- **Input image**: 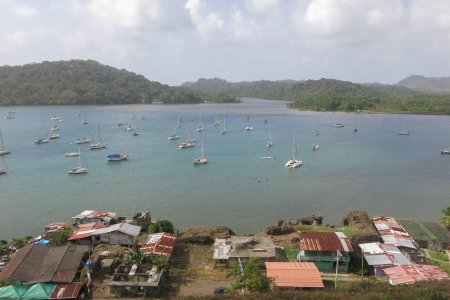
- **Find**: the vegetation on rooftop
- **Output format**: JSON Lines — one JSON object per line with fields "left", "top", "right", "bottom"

{"left": 440, "top": 207, "right": 450, "bottom": 230}
{"left": 147, "top": 219, "right": 175, "bottom": 234}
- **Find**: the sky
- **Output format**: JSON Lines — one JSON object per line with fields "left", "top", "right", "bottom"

{"left": 1, "top": 0, "right": 450, "bottom": 86}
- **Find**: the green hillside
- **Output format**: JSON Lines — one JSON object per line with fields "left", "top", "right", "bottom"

{"left": 0, "top": 60, "right": 234, "bottom": 105}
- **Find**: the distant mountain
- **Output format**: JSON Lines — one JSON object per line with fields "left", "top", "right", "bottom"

{"left": 183, "top": 77, "right": 450, "bottom": 113}
{"left": 0, "top": 60, "right": 234, "bottom": 105}
{"left": 397, "top": 75, "right": 450, "bottom": 93}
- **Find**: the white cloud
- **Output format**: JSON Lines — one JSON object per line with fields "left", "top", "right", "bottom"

{"left": 246, "top": 0, "right": 280, "bottom": 13}
{"left": 10, "top": 4, "right": 37, "bottom": 17}
{"left": 185, "top": 0, "right": 225, "bottom": 40}
{"left": 6, "top": 30, "right": 30, "bottom": 46}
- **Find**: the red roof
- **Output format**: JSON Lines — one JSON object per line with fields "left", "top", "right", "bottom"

{"left": 140, "top": 233, "right": 177, "bottom": 256}
{"left": 68, "top": 222, "right": 106, "bottom": 240}
{"left": 49, "top": 283, "right": 82, "bottom": 299}
{"left": 298, "top": 232, "right": 354, "bottom": 253}
{"left": 384, "top": 264, "right": 450, "bottom": 285}
{"left": 265, "top": 262, "right": 324, "bottom": 288}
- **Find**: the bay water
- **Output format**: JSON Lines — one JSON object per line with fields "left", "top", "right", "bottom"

{"left": 1, "top": 99, "right": 450, "bottom": 239}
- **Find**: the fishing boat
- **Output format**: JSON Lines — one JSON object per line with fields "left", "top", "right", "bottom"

{"left": 331, "top": 123, "right": 344, "bottom": 128}
{"left": 68, "top": 147, "right": 88, "bottom": 174}
{"left": 0, "top": 130, "right": 11, "bottom": 155}
{"left": 266, "top": 125, "right": 273, "bottom": 148}
{"left": 285, "top": 134, "right": 303, "bottom": 168}
{"left": 194, "top": 141, "right": 208, "bottom": 165}
{"left": 440, "top": 149, "right": 450, "bottom": 155}
{"left": 35, "top": 137, "right": 50, "bottom": 144}
{"left": 89, "top": 124, "right": 107, "bottom": 150}
{"left": 220, "top": 118, "right": 228, "bottom": 134}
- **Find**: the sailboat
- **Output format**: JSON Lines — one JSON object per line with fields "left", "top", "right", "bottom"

{"left": 315, "top": 121, "right": 320, "bottom": 136}
{"left": 68, "top": 147, "right": 88, "bottom": 174}
{"left": 89, "top": 124, "right": 107, "bottom": 150}
{"left": 194, "top": 141, "right": 208, "bottom": 165}
{"left": 176, "top": 115, "right": 182, "bottom": 128}
{"left": 285, "top": 133, "right": 303, "bottom": 168}
{"left": 0, "top": 130, "right": 11, "bottom": 155}
{"left": 245, "top": 117, "right": 253, "bottom": 131}
{"left": 0, "top": 158, "right": 7, "bottom": 174}
{"left": 197, "top": 117, "right": 204, "bottom": 132}
{"left": 354, "top": 120, "right": 358, "bottom": 133}
{"left": 441, "top": 149, "right": 450, "bottom": 155}
{"left": 82, "top": 115, "right": 88, "bottom": 125}
{"left": 220, "top": 118, "right": 228, "bottom": 134}
{"left": 107, "top": 130, "right": 128, "bottom": 161}
{"left": 266, "top": 125, "right": 273, "bottom": 148}
{"left": 168, "top": 123, "right": 179, "bottom": 140}
{"left": 398, "top": 118, "right": 410, "bottom": 135}
{"left": 213, "top": 114, "right": 220, "bottom": 126}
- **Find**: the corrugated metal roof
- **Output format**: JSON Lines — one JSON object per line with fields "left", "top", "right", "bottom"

{"left": 68, "top": 222, "right": 106, "bottom": 241}
{"left": 265, "top": 262, "right": 324, "bottom": 288}
{"left": 49, "top": 283, "right": 82, "bottom": 299}
{"left": 73, "top": 210, "right": 116, "bottom": 221}
{"left": 364, "top": 254, "right": 393, "bottom": 266}
{"left": 92, "top": 223, "right": 141, "bottom": 237}
{"left": 213, "top": 239, "right": 232, "bottom": 260}
{"left": 0, "top": 244, "right": 88, "bottom": 284}
{"left": 384, "top": 264, "right": 450, "bottom": 285}
{"left": 140, "top": 233, "right": 177, "bottom": 257}
{"left": 298, "top": 232, "right": 354, "bottom": 253}
{"left": 360, "top": 242, "right": 411, "bottom": 267}
{"left": 360, "top": 243, "right": 384, "bottom": 255}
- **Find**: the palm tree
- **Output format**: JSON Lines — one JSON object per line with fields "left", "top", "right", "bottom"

{"left": 441, "top": 207, "right": 450, "bottom": 230}
{"left": 126, "top": 247, "right": 150, "bottom": 267}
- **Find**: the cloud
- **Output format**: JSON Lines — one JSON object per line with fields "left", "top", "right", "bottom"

{"left": 185, "top": 0, "right": 225, "bottom": 40}
{"left": 246, "top": 0, "right": 280, "bottom": 13}
{"left": 10, "top": 4, "right": 38, "bottom": 17}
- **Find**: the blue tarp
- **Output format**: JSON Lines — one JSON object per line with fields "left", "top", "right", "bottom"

{"left": 107, "top": 153, "right": 121, "bottom": 158}
{"left": 34, "top": 239, "right": 49, "bottom": 245}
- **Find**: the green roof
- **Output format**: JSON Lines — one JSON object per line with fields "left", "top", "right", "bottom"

{"left": 22, "top": 283, "right": 56, "bottom": 300}
{"left": 0, "top": 285, "right": 30, "bottom": 299}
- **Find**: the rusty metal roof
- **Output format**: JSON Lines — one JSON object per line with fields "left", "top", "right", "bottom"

{"left": 384, "top": 264, "right": 450, "bottom": 285}
{"left": 298, "top": 232, "right": 354, "bottom": 253}
{"left": 68, "top": 222, "right": 106, "bottom": 241}
{"left": 0, "top": 244, "right": 88, "bottom": 284}
{"left": 265, "top": 262, "right": 324, "bottom": 288}
{"left": 49, "top": 283, "right": 83, "bottom": 299}
{"left": 141, "top": 233, "right": 177, "bottom": 256}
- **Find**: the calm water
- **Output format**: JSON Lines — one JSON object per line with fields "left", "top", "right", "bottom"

{"left": 1, "top": 99, "right": 450, "bottom": 239}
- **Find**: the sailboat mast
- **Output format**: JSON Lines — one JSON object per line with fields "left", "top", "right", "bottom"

{"left": 0, "top": 130, "right": 4, "bottom": 150}
{"left": 98, "top": 124, "right": 102, "bottom": 143}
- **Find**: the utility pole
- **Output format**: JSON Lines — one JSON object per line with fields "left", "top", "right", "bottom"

{"left": 335, "top": 250, "right": 339, "bottom": 290}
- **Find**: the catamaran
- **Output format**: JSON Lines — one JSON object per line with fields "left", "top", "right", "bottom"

{"left": 194, "top": 141, "right": 208, "bottom": 165}
{"left": 89, "top": 124, "right": 107, "bottom": 150}
{"left": 0, "top": 130, "right": 11, "bottom": 155}
{"left": 285, "top": 134, "right": 303, "bottom": 168}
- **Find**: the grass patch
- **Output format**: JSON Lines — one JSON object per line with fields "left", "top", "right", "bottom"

{"left": 281, "top": 245, "right": 299, "bottom": 262}
{"left": 428, "top": 250, "right": 449, "bottom": 262}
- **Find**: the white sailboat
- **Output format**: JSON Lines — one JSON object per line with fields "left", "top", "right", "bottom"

{"left": 285, "top": 133, "right": 303, "bottom": 168}
{"left": 176, "top": 115, "right": 182, "bottom": 128}
{"left": 89, "top": 124, "right": 107, "bottom": 150}
{"left": 197, "top": 117, "right": 204, "bottom": 132}
{"left": 266, "top": 125, "right": 273, "bottom": 148}
{"left": 441, "top": 149, "right": 450, "bottom": 155}
{"left": 168, "top": 123, "right": 179, "bottom": 140}
{"left": 331, "top": 123, "right": 344, "bottom": 128}
{"left": 212, "top": 114, "right": 220, "bottom": 126}
{"left": 35, "top": 137, "right": 50, "bottom": 144}
{"left": 315, "top": 121, "right": 320, "bottom": 136}
{"left": 220, "top": 118, "right": 228, "bottom": 134}
{"left": 194, "top": 141, "right": 208, "bottom": 165}
{"left": 0, "top": 130, "right": 11, "bottom": 155}
{"left": 398, "top": 118, "right": 410, "bottom": 135}
{"left": 245, "top": 117, "right": 253, "bottom": 131}
{"left": 68, "top": 147, "right": 88, "bottom": 174}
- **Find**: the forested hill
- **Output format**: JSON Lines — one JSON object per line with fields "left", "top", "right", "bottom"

{"left": 397, "top": 75, "right": 450, "bottom": 93}
{"left": 0, "top": 60, "right": 235, "bottom": 105}
{"left": 183, "top": 78, "right": 450, "bottom": 114}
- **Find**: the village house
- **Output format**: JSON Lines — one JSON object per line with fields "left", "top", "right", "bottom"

{"left": 397, "top": 219, "right": 450, "bottom": 250}
{"left": 213, "top": 236, "right": 276, "bottom": 262}
{"left": 91, "top": 223, "right": 141, "bottom": 247}
{"left": 0, "top": 244, "right": 89, "bottom": 284}
{"left": 383, "top": 264, "right": 450, "bottom": 285}
{"left": 71, "top": 210, "right": 117, "bottom": 226}
{"left": 67, "top": 222, "right": 107, "bottom": 245}
{"left": 359, "top": 242, "right": 411, "bottom": 277}
{"left": 265, "top": 262, "right": 324, "bottom": 289}
{"left": 297, "top": 232, "right": 354, "bottom": 273}
{"left": 140, "top": 232, "right": 177, "bottom": 256}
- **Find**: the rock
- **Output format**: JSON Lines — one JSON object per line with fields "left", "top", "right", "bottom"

{"left": 179, "top": 226, "right": 235, "bottom": 245}
{"left": 265, "top": 224, "right": 294, "bottom": 235}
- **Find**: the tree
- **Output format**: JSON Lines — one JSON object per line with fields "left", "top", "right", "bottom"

{"left": 126, "top": 247, "right": 151, "bottom": 267}
{"left": 146, "top": 220, "right": 174, "bottom": 234}
{"left": 227, "top": 257, "right": 270, "bottom": 293}
{"left": 441, "top": 207, "right": 450, "bottom": 230}
{"left": 48, "top": 226, "right": 73, "bottom": 246}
